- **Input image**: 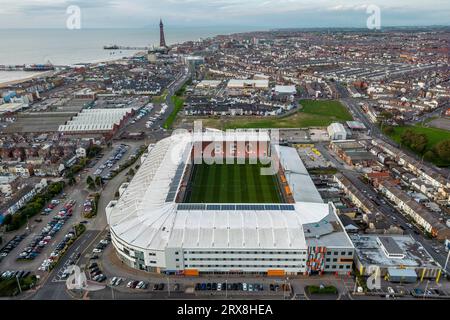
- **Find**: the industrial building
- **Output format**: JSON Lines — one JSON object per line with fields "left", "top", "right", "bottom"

{"left": 327, "top": 122, "right": 347, "bottom": 140}
{"left": 106, "top": 131, "right": 355, "bottom": 276}
{"left": 58, "top": 108, "right": 134, "bottom": 137}
{"left": 227, "top": 79, "right": 269, "bottom": 90}
{"left": 351, "top": 234, "right": 442, "bottom": 282}
{"left": 330, "top": 140, "right": 377, "bottom": 167}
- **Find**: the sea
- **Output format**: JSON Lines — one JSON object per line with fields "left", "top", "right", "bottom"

{"left": 0, "top": 27, "right": 265, "bottom": 84}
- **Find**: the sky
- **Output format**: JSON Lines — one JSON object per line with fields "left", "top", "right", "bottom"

{"left": 1, "top": 0, "right": 449, "bottom": 29}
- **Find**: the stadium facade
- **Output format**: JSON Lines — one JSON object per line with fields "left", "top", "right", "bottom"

{"left": 106, "top": 130, "right": 354, "bottom": 276}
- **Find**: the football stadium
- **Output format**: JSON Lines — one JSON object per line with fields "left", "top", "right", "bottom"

{"left": 106, "top": 130, "right": 354, "bottom": 276}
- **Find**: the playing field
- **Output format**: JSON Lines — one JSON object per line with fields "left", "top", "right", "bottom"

{"left": 185, "top": 163, "right": 282, "bottom": 203}
{"left": 177, "top": 99, "right": 353, "bottom": 130}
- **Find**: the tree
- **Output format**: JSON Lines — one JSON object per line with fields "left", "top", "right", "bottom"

{"left": 434, "top": 140, "right": 450, "bottom": 163}
{"left": 11, "top": 214, "right": 23, "bottom": 229}
{"left": 95, "top": 176, "right": 103, "bottom": 187}
{"left": 410, "top": 133, "right": 428, "bottom": 154}
{"left": 2, "top": 214, "right": 12, "bottom": 226}
{"left": 423, "top": 150, "right": 436, "bottom": 162}
{"left": 400, "top": 130, "right": 428, "bottom": 154}
{"left": 382, "top": 125, "right": 394, "bottom": 135}
{"left": 86, "top": 176, "right": 94, "bottom": 186}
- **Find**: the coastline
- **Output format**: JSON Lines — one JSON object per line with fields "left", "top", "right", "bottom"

{"left": 0, "top": 71, "right": 55, "bottom": 88}
{"left": 0, "top": 26, "right": 259, "bottom": 87}
{"left": 0, "top": 50, "right": 142, "bottom": 87}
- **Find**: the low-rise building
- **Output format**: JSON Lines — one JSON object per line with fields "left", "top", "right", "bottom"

{"left": 327, "top": 122, "right": 347, "bottom": 140}
{"left": 378, "top": 180, "right": 450, "bottom": 240}
{"left": 351, "top": 234, "right": 442, "bottom": 281}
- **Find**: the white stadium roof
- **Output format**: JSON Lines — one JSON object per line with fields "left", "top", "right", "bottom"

{"left": 107, "top": 132, "right": 352, "bottom": 251}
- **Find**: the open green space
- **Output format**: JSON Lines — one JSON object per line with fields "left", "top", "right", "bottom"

{"left": 185, "top": 162, "right": 282, "bottom": 203}
{"left": 151, "top": 89, "right": 168, "bottom": 104}
{"left": 179, "top": 99, "right": 352, "bottom": 130}
{"left": 0, "top": 275, "right": 38, "bottom": 297}
{"left": 163, "top": 95, "right": 185, "bottom": 129}
{"left": 305, "top": 285, "right": 338, "bottom": 295}
{"left": 384, "top": 124, "right": 450, "bottom": 167}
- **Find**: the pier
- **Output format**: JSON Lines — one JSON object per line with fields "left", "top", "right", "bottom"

{"left": 103, "top": 45, "right": 150, "bottom": 50}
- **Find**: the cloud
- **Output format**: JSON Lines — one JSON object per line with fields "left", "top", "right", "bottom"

{"left": 0, "top": 0, "right": 449, "bottom": 28}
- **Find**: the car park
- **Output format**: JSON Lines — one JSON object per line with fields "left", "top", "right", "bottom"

{"left": 0, "top": 234, "right": 26, "bottom": 259}
{"left": 19, "top": 201, "right": 75, "bottom": 261}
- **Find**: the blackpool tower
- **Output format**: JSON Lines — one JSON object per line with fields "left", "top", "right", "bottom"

{"left": 159, "top": 19, "right": 167, "bottom": 48}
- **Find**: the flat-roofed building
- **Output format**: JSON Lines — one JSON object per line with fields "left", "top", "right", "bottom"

{"left": 227, "top": 79, "right": 269, "bottom": 89}
{"left": 351, "top": 234, "right": 442, "bottom": 281}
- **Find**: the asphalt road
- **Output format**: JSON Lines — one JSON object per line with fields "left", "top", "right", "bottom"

{"left": 30, "top": 230, "right": 100, "bottom": 300}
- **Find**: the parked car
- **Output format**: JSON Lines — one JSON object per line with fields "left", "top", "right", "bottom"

{"left": 110, "top": 277, "right": 118, "bottom": 286}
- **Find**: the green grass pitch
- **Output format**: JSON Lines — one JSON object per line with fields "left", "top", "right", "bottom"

{"left": 185, "top": 162, "right": 282, "bottom": 203}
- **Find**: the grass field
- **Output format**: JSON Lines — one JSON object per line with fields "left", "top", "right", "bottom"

{"left": 163, "top": 95, "right": 185, "bottom": 129}
{"left": 387, "top": 125, "right": 450, "bottom": 147}
{"left": 177, "top": 99, "right": 353, "bottom": 130}
{"left": 186, "top": 163, "right": 282, "bottom": 203}
{"left": 386, "top": 125, "right": 450, "bottom": 166}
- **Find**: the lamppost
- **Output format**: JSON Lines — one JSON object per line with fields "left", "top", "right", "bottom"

{"left": 423, "top": 280, "right": 430, "bottom": 299}
{"left": 16, "top": 275, "right": 22, "bottom": 294}
{"left": 225, "top": 279, "right": 228, "bottom": 299}
{"left": 167, "top": 276, "right": 170, "bottom": 297}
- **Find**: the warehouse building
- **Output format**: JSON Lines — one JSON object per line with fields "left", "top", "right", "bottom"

{"left": 58, "top": 108, "right": 134, "bottom": 137}
{"left": 327, "top": 122, "right": 347, "bottom": 140}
